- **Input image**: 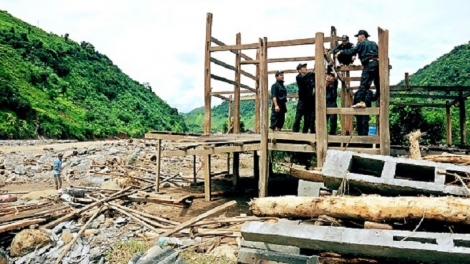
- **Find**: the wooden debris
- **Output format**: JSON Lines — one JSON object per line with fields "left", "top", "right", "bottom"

{"left": 0, "top": 218, "right": 47, "bottom": 233}
{"left": 289, "top": 167, "right": 323, "bottom": 182}
{"left": 407, "top": 130, "right": 422, "bottom": 160}
{"left": 364, "top": 221, "right": 393, "bottom": 230}
{"left": 424, "top": 153, "right": 470, "bottom": 165}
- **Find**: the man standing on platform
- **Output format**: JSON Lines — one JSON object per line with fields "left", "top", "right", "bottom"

{"left": 330, "top": 35, "right": 356, "bottom": 66}
{"left": 326, "top": 71, "right": 338, "bottom": 135}
{"left": 335, "top": 29, "right": 379, "bottom": 135}
{"left": 293, "top": 63, "right": 315, "bottom": 133}
{"left": 270, "top": 71, "right": 287, "bottom": 131}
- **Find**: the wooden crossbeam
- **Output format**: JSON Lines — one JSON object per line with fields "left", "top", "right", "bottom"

{"left": 240, "top": 60, "right": 260, "bottom": 65}
{"left": 447, "top": 91, "right": 470, "bottom": 107}
{"left": 344, "top": 77, "right": 361, "bottom": 82}
{"left": 326, "top": 107, "right": 380, "bottom": 115}
{"left": 210, "top": 74, "right": 256, "bottom": 92}
{"left": 213, "top": 94, "right": 231, "bottom": 101}
{"left": 210, "top": 57, "right": 256, "bottom": 80}
{"left": 211, "top": 90, "right": 253, "bottom": 95}
{"left": 266, "top": 36, "right": 340, "bottom": 48}
{"left": 390, "top": 93, "right": 458, "bottom": 100}
{"left": 391, "top": 102, "right": 446, "bottom": 108}
{"left": 211, "top": 37, "right": 253, "bottom": 60}
{"left": 390, "top": 86, "right": 470, "bottom": 92}
{"left": 267, "top": 68, "right": 313, "bottom": 75}
{"left": 210, "top": 43, "right": 259, "bottom": 52}
{"left": 328, "top": 135, "right": 380, "bottom": 144}
{"left": 267, "top": 56, "right": 315, "bottom": 63}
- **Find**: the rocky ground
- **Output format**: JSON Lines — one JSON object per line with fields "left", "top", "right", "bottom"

{"left": 0, "top": 139, "right": 267, "bottom": 264}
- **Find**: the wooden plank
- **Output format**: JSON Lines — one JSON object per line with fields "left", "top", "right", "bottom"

{"left": 159, "top": 200, "right": 236, "bottom": 238}
{"left": 0, "top": 218, "right": 46, "bottom": 233}
{"left": 155, "top": 139, "right": 162, "bottom": 193}
{"left": 289, "top": 167, "right": 323, "bottom": 182}
{"left": 255, "top": 51, "right": 260, "bottom": 133}
{"left": 269, "top": 132, "right": 316, "bottom": 142}
{"left": 267, "top": 56, "right": 315, "bottom": 63}
{"left": 342, "top": 71, "right": 354, "bottom": 135}
{"left": 266, "top": 36, "right": 339, "bottom": 48}
{"left": 446, "top": 106, "right": 452, "bottom": 145}
{"left": 210, "top": 37, "right": 253, "bottom": 61}
{"left": 228, "top": 96, "right": 232, "bottom": 133}
{"left": 204, "top": 13, "right": 213, "bottom": 135}
{"left": 329, "top": 147, "right": 381, "bottom": 154}
{"left": 315, "top": 32, "right": 327, "bottom": 167}
{"left": 234, "top": 33, "right": 241, "bottom": 134}
{"left": 211, "top": 90, "right": 253, "bottom": 95}
{"left": 259, "top": 37, "right": 269, "bottom": 198}
{"left": 213, "top": 94, "right": 230, "bottom": 101}
{"left": 204, "top": 154, "right": 211, "bottom": 201}
{"left": 328, "top": 135, "right": 380, "bottom": 144}
{"left": 268, "top": 143, "right": 315, "bottom": 152}
{"left": 268, "top": 68, "right": 313, "bottom": 75}
{"left": 161, "top": 143, "right": 261, "bottom": 156}
{"left": 390, "top": 102, "right": 446, "bottom": 108}
{"left": 210, "top": 57, "right": 236, "bottom": 71}
{"left": 459, "top": 95, "right": 466, "bottom": 145}
{"left": 326, "top": 107, "right": 379, "bottom": 115}
{"left": 344, "top": 76, "right": 361, "bottom": 82}
{"left": 378, "top": 27, "right": 391, "bottom": 155}
{"left": 240, "top": 60, "right": 259, "bottom": 64}
{"left": 337, "top": 65, "right": 364, "bottom": 71}
{"left": 210, "top": 42, "right": 259, "bottom": 52}
{"left": 211, "top": 74, "right": 256, "bottom": 92}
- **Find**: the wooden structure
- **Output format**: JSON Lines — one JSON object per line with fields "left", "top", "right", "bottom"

{"left": 145, "top": 12, "right": 468, "bottom": 200}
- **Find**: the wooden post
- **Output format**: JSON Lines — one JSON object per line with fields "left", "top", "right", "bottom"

{"left": 193, "top": 155, "right": 197, "bottom": 184}
{"left": 228, "top": 95, "right": 233, "bottom": 133}
{"left": 204, "top": 13, "right": 213, "bottom": 135}
{"left": 315, "top": 33, "right": 327, "bottom": 167}
{"left": 446, "top": 106, "right": 452, "bottom": 146}
{"left": 405, "top": 72, "right": 410, "bottom": 89}
{"left": 459, "top": 93, "right": 466, "bottom": 145}
{"left": 378, "top": 28, "right": 390, "bottom": 155}
{"left": 259, "top": 37, "right": 269, "bottom": 197}
{"left": 255, "top": 51, "right": 261, "bottom": 133}
{"left": 341, "top": 71, "right": 353, "bottom": 135}
{"left": 234, "top": 33, "right": 241, "bottom": 134}
{"left": 233, "top": 151, "right": 240, "bottom": 189}
{"left": 204, "top": 154, "right": 211, "bottom": 201}
{"left": 155, "top": 139, "right": 162, "bottom": 192}
{"left": 253, "top": 151, "right": 259, "bottom": 182}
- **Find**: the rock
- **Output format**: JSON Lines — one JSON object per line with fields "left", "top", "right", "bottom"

{"left": 0, "top": 176, "right": 5, "bottom": 187}
{"left": 84, "top": 229, "right": 100, "bottom": 237}
{"left": 90, "top": 214, "right": 105, "bottom": 229}
{"left": 61, "top": 229, "right": 73, "bottom": 244}
{"left": 101, "top": 180, "right": 121, "bottom": 190}
{"left": 89, "top": 247, "right": 102, "bottom": 261}
{"left": 109, "top": 147, "right": 120, "bottom": 155}
{"left": 80, "top": 176, "right": 107, "bottom": 187}
{"left": 10, "top": 229, "right": 51, "bottom": 257}
{"left": 209, "top": 245, "right": 237, "bottom": 261}
{"left": 161, "top": 182, "right": 171, "bottom": 188}
{"left": 77, "top": 148, "right": 88, "bottom": 155}
{"left": 14, "top": 165, "right": 27, "bottom": 175}
{"left": 21, "top": 190, "right": 58, "bottom": 201}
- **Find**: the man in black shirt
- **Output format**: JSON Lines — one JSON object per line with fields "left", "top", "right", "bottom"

{"left": 270, "top": 71, "right": 287, "bottom": 131}
{"left": 326, "top": 72, "right": 338, "bottom": 135}
{"left": 335, "top": 29, "right": 379, "bottom": 135}
{"left": 331, "top": 35, "right": 356, "bottom": 66}
{"left": 293, "top": 63, "right": 315, "bottom": 133}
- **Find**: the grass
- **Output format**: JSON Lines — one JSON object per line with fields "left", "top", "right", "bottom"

{"left": 105, "top": 239, "right": 152, "bottom": 264}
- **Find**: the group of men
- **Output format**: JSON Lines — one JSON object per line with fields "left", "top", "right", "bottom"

{"left": 270, "top": 29, "right": 380, "bottom": 136}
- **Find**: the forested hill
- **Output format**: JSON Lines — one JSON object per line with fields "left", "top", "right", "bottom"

{"left": 0, "top": 10, "right": 186, "bottom": 139}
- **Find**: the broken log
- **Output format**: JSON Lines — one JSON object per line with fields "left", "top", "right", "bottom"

{"left": 407, "top": 130, "right": 422, "bottom": 160}
{"left": 364, "top": 221, "right": 393, "bottom": 230}
{"left": 424, "top": 153, "right": 470, "bottom": 164}
{"left": 0, "top": 218, "right": 47, "bottom": 233}
{"left": 160, "top": 200, "right": 237, "bottom": 238}
{"left": 289, "top": 167, "right": 323, "bottom": 182}
{"left": 250, "top": 196, "right": 470, "bottom": 225}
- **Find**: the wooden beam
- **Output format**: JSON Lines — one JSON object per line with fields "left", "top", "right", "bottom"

{"left": 233, "top": 152, "right": 240, "bottom": 189}
{"left": 213, "top": 94, "right": 231, "bottom": 101}
{"left": 240, "top": 60, "right": 260, "bottom": 65}
{"left": 329, "top": 147, "right": 381, "bottom": 155}
{"left": 266, "top": 36, "right": 339, "bottom": 48}
{"left": 228, "top": 95, "right": 232, "bottom": 133}
{"left": 447, "top": 91, "right": 470, "bottom": 107}
{"left": 267, "top": 56, "right": 315, "bottom": 63}
{"left": 210, "top": 57, "right": 236, "bottom": 71}
{"left": 210, "top": 42, "right": 259, "bottom": 52}
{"left": 234, "top": 33, "right": 241, "bottom": 134}
{"left": 204, "top": 13, "right": 213, "bottom": 135}
{"left": 328, "top": 135, "right": 380, "bottom": 144}
{"left": 268, "top": 68, "right": 313, "bottom": 75}
{"left": 269, "top": 143, "right": 315, "bottom": 152}
{"left": 210, "top": 74, "right": 256, "bottom": 92}
{"left": 211, "top": 90, "right": 253, "bottom": 95}
{"left": 390, "top": 93, "right": 458, "bottom": 100}
{"left": 155, "top": 139, "right": 162, "bottom": 193}
{"left": 337, "top": 65, "right": 364, "bottom": 71}
{"left": 289, "top": 167, "right": 323, "bottom": 182}
{"left": 378, "top": 27, "right": 391, "bottom": 156}
{"left": 344, "top": 76, "right": 362, "bottom": 82}
{"left": 259, "top": 37, "right": 269, "bottom": 198}
{"left": 210, "top": 37, "right": 254, "bottom": 61}
{"left": 405, "top": 72, "right": 410, "bottom": 89}
{"left": 391, "top": 102, "right": 446, "bottom": 107}
{"left": 204, "top": 154, "right": 211, "bottom": 201}
{"left": 161, "top": 143, "right": 261, "bottom": 156}
{"left": 315, "top": 32, "right": 327, "bottom": 167}
{"left": 446, "top": 106, "right": 452, "bottom": 145}
{"left": 326, "top": 107, "right": 379, "bottom": 115}
{"left": 255, "top": 51, "right": 261, "bottom": 133}
{"left": 269, "top": 132, "right": 316, "bottom": 142}
{"left": 459, "top": 94, "right": 466, "bottom": 145}
{"left": 391, "top": 86, "right": 470, "bottom": 92}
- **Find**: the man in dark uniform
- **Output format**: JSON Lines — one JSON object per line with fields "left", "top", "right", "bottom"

{"left": 331, "top": 35, "right": 356, "bottom": 66}
{"left": 326, "top": 71, "right": 338, "bottom": 135}
{"left": 270, "top": 71, "right": 287, "bottom": 131}
{"left": 293, "top": 63, "right": 315, "bottom": 133}
{"left": 335, "top": 29, "right": 379, "bottom": 135}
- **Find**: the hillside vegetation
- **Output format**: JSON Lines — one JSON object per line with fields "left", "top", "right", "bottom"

{"left": 0, "top": 10, "right": 186, "bottom": 139}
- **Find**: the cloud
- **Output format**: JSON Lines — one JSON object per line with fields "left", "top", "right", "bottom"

{"left": 1, "top": 0, "right": 469, "bottom": 113}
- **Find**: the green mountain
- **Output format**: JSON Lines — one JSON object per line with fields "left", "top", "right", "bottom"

{"left": 0, "top": 10, "right": 186, "bottom": 139}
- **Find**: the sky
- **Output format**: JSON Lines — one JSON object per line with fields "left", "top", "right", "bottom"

{"left": 1, "top": 0, "right": 469, "bottom": 113}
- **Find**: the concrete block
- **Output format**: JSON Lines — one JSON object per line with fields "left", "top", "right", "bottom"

{"left": 241, "top": 220, "right": 470, "bottom": 264}
{"left": 322, "top": 150, "right": 470, "bottom": 196}
{"left": 298, "top": 180, "right": 324, "bottom": 197}
{"left": 242, "top": 239, "right": 300, "bottom": 254}
{"left": 238, "top": 247, "right": 319, "bottom": 264}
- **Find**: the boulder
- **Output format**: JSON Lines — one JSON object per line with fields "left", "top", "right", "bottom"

{"left": 209, "top": 245, "right": 237, "bottom": 261}
{"left": 109, "top": 147, "right": 120, "bottom": 155}
{"left": 61, "top": 229, "right": 73, "bottom": 244}
{"left": 14, "top": 165, "right": 27, "bottom": 175}
{"left": 10, "top": 229, "right": 51, "bottom": 257}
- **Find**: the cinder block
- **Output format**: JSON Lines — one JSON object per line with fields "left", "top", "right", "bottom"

{"left": 242, "top": 239, "right": 300, "bottom": 254}
{"left": 298, "top": 180, "right": 324, "bottom": 197}
{"left": 238, "top": 247, "right": 319, "bottom": 264}
{"left": 242, "top": 220, "right": 470, "bottom": 264}
{"left": 322, "top": 150, "right": 470, "bottom": 196}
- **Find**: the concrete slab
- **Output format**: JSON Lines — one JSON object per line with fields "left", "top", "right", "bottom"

{"left": 238, "top": 247, "right": 319, "bottom": 264}
{"left": 322, "top": 150, "right": 470, "bottom": 196}
{"left": 242, "top": 239, "right": 300, "bottom": 254}
{"left": 298, "top": 180, "right": 324, "bottom": 197}
{"left": 241, "top": 220, "right": 470, "bottom": 264}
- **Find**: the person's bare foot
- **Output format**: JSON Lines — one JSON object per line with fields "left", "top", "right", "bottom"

{"left": 352, "top": 102, "right": 366, "bottom": 108}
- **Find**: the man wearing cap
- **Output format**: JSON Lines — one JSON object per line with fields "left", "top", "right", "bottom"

{"left": 52, "top": 153, "right": 63, "bottom": 190}
{"left": 326, "top": 71, "right": 338, "bottom": 135}
{"left": 270, "top": 71, "right": 287, "bottom": 131}
{"left": 330, "top": 35, "right": 356, "bottom": 66}
{"left": 293, "top": 63, "right": 315, "bottom": 133}
{"left": 335, "top": 29, "right": 379, "bottom": 135}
